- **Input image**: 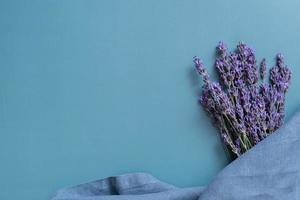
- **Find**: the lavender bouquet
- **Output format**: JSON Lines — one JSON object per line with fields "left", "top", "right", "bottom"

{"left": 194, "top": 42, "right": 291, "bottom": 158}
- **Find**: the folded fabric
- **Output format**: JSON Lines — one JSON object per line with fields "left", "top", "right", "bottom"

{"left": 50, "top": 173, "right": 204, "bottom": 200}
{"left": 199, "top": 110, "right": 300, "bottom": 200}
{"left": 51, "top": 110, "right": 300, "bottom": 200}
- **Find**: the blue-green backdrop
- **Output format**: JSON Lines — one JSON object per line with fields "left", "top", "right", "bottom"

{"left": 1, "top": 0, "right": 300, "bottom": 199}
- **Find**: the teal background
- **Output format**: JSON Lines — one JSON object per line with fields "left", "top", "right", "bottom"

{"left": 1, "top": 0, "right": 300, "bottom": 199}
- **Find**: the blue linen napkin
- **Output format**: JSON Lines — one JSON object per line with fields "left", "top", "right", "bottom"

{"left": 51, "top": 110, "right": 300, "bottom": 200}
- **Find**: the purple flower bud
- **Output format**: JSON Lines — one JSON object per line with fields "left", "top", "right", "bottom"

{"left": 216, "top": 41, "right": 227, "bottom": 56}
{"left": 277, "top": 53, "right": 284, "bottom": 64}
{"left": 260, "top": 58, "right": 266, "bottom": 80}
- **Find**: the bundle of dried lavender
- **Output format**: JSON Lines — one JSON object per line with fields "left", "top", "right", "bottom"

{"left": 194, "top": 42, "right": 292, "bottom": 158}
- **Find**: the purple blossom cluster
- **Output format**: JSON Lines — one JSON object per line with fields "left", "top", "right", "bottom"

{"left": 194, "top": 42, "right": 292, "bottom": 157}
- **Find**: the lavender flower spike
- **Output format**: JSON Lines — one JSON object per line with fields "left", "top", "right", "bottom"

{"left": 260, "top": 58, "right": 266, "bottom": 80}
{"left": 193, "top": 56, "right": 210, "bottom": 84}
{"left": 270, "top": 53, "right": 292, "bottom": 93}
